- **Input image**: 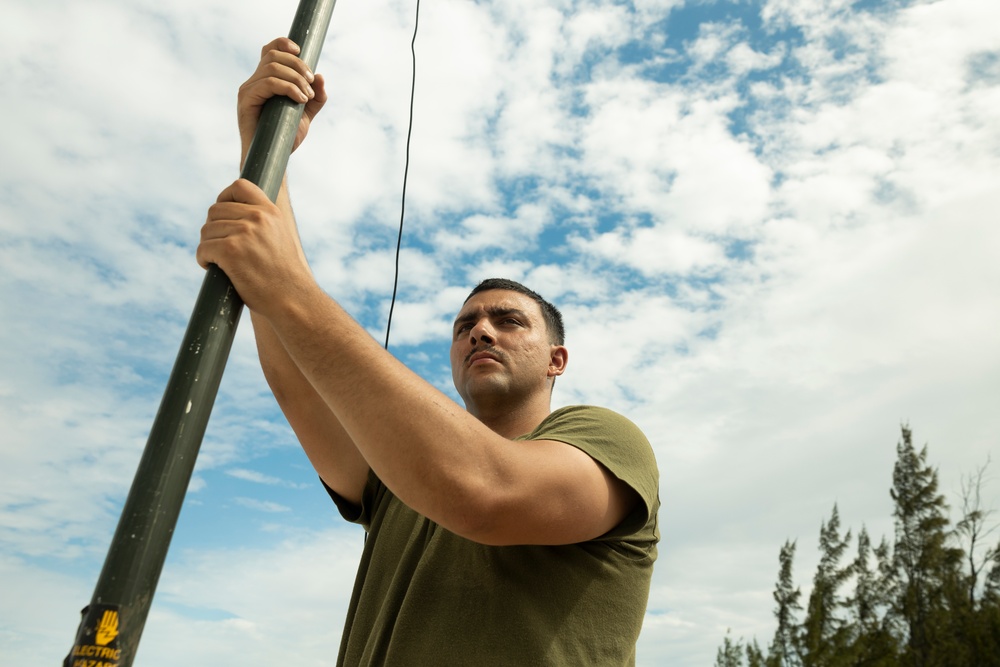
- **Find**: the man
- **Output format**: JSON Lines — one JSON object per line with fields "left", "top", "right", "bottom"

{"left": 198, "top": 38, "right": 659, "bottom": 665}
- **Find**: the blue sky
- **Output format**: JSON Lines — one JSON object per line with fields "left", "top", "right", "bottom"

{"left": 2, "top": 0, "right": 999, "bottom": 664}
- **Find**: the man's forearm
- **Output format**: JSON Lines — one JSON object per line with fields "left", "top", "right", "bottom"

{"left": 249, "top": 179, "right": 370, "bottom": 503}
{"left": 250, "top": 309, "right": 368, "bottom": 503}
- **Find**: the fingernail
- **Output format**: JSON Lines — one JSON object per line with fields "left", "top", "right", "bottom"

{"left": 305, "top": 69, "right": 315, "bottom": 83}
{"left": 306, "top": 84, "right": 315, "bottom": 98}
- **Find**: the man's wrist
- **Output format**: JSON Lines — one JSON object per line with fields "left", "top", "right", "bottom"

{"left": 261, "top": 276, "right": 326, "bottom": 331}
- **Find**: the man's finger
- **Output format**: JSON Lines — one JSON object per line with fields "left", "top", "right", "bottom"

{"left": 241, "top": 58, "right": 315, "bottom": 105}
{"left": 304, "top": 73, "right": 328, "bottom": 118}
{"left": 216, "top": 179, "right": 270, "bottom": 205}
{"left": 201, "top": 210, "right": 247, "bottom": 240}
{"left": 197, "top": 217, "right": 246, "bottom": 269}
{"left": 260, "top": 37, "right": 300, "bottom": 58}
{"left": 261, "top": 51, "right": 315, "bottom": 83}
{"left": 195, "top": 236, "right": 220, "bottom": 270}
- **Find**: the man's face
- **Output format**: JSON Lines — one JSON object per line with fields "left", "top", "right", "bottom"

{"left": 450, "top": 289, "right": 560, "bottom": 409}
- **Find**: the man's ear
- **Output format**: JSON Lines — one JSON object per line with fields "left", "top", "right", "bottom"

{"left": 548, "top": 345, "right": 568, "bottom": 377}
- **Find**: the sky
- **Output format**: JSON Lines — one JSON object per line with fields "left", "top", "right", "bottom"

{"left": 1, "top": 0, "right": 998, "bottom": 664}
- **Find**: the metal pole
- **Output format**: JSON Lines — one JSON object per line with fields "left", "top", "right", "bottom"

{"left": 64, "top": 2, "right": 337, "bottom": 664}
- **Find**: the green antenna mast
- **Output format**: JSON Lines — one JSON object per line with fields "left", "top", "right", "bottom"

{"left": 64, "top": 1, "right": 338, "bottom": 664}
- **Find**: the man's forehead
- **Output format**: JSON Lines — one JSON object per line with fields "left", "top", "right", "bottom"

{"left": 454, "top": 289, "right": 540, "bottom": 321}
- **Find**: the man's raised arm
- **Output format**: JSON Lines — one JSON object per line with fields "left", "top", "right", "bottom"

{"left": 234, "top": 38, "right": 369, "bottom": 505}
{"left": 201, "top": 40, "right": 639, "bottom": 546}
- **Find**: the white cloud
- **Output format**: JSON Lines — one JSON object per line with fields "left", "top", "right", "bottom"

{"left": 726, "top": 41, "right": 786, "bottom": 75}
{"left": 433, "top": 203, "right": 551, "bottom": 254}
{"left": 578, "top": 74, "right": 772, "bottom": 234}
{"left": 234, "top": 497, "right": 291, "bottom": 513}
{"left": 575, "top": 225, "right": 728, "bottom": 275}
{"left": 559, "top": 4, "right": 635, "bottom": 75}
{"left": 226, "top": 468, "right": 306, "bottom": 488}
{"left": 2, "top": 1, "right": 999, "bottom": 666}
{"left": 689, "top": 22, "right": 742, "bottom": 68}
{"left": 372, "top": 284, "right": 469, "bottom": 347}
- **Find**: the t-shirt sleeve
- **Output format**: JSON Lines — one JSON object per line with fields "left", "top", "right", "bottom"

{"left": 525, "top": 405, "right": 660, "bottom": 541}
{"left": 321, "top": 469, "right": 383, "bottom": 530}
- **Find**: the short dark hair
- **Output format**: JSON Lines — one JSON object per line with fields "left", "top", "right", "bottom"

{"left": 464, "top": 278, "right": 565, "bottom": 345}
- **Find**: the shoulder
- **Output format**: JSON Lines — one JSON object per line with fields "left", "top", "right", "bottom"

{"left": 526, "top": 405, "right": 652, "bottom": 453}
{"left": 527, "top": 405, "right": 659, "bottom": 533}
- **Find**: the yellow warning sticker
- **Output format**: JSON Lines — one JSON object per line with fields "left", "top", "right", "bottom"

{"left": 95, "top": 610, "right": 119, "bottom": 646}
{"left": 66, "top": 604, "right": 123, "bottom": 667}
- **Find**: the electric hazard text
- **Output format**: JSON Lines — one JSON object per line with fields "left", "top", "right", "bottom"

{"left": 71, "top": 643, "right": 121, "bottom": 667}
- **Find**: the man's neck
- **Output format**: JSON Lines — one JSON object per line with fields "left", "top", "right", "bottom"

{"left": 470, "top": 398, "right": 552, "bottom": 440}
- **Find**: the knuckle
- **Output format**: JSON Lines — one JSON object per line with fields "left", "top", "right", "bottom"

{"left": 246, "top": 209, "right": 266, "bottom": 225}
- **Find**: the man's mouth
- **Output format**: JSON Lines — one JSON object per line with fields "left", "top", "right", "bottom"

{"left": 466, "top": 348, "right": 505, "bottom": 366}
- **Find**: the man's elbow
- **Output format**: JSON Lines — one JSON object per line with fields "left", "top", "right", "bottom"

{"left": 434, "top": 483, "right": 519, "bottom": 546}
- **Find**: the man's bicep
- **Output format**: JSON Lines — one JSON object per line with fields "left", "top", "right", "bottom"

{"left": 280, "top": 390, "right": 370, "bottom": 506}
{"left": 253, "top": 313, "right": 370, "bottom": 505}
{"left": 475, "top": 439, "right": 641, "bottom": 547}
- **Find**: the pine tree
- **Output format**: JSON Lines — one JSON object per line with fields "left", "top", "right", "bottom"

{"left": 984, "top": 540, "right": 1000, "bottom": 605}
{"left": 714, "top": 627, "right": 769, "bottom": 665}
{"left": 980, "top": 544, "right": 1000, "bottom": 663}
{"left": 843, "top": 526, "right": 897, "bottom": 665}
{"left": 746, "top": 639, "right": 766, "bottom": 667}
{"left": 719, "top": 424, "right": 1000, "bottom": 666}
{"left": 889, "top": 425, "right": 962, "bottom": 667}
{"left": 767, "top": 540, "right": 803, "bottom": 667}
{"left": 801, "top": 505, "right": 853, "bottom": 667}
{"left": 716, "top": 630, "right": 746, "bottom": 667}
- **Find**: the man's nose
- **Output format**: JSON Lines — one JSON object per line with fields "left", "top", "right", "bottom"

{"left": 470, "top": 319, "right": 495, "bottom": 346}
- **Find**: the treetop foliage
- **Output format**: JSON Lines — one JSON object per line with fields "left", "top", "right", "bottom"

{"left": 716, "top": 426, "right": 1000, "bottom": 667}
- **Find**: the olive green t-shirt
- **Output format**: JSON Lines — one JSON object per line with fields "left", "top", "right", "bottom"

{"left": 327, "top": 405, "right": 660, "bottom": 666}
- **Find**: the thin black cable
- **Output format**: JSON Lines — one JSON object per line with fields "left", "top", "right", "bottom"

{"left": 384, "top": 0, "right": 420, "bottom": 350}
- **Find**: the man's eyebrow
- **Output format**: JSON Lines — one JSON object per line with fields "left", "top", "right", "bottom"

{"left": 453, "top": 307, "right": 529, "bottom": 328}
